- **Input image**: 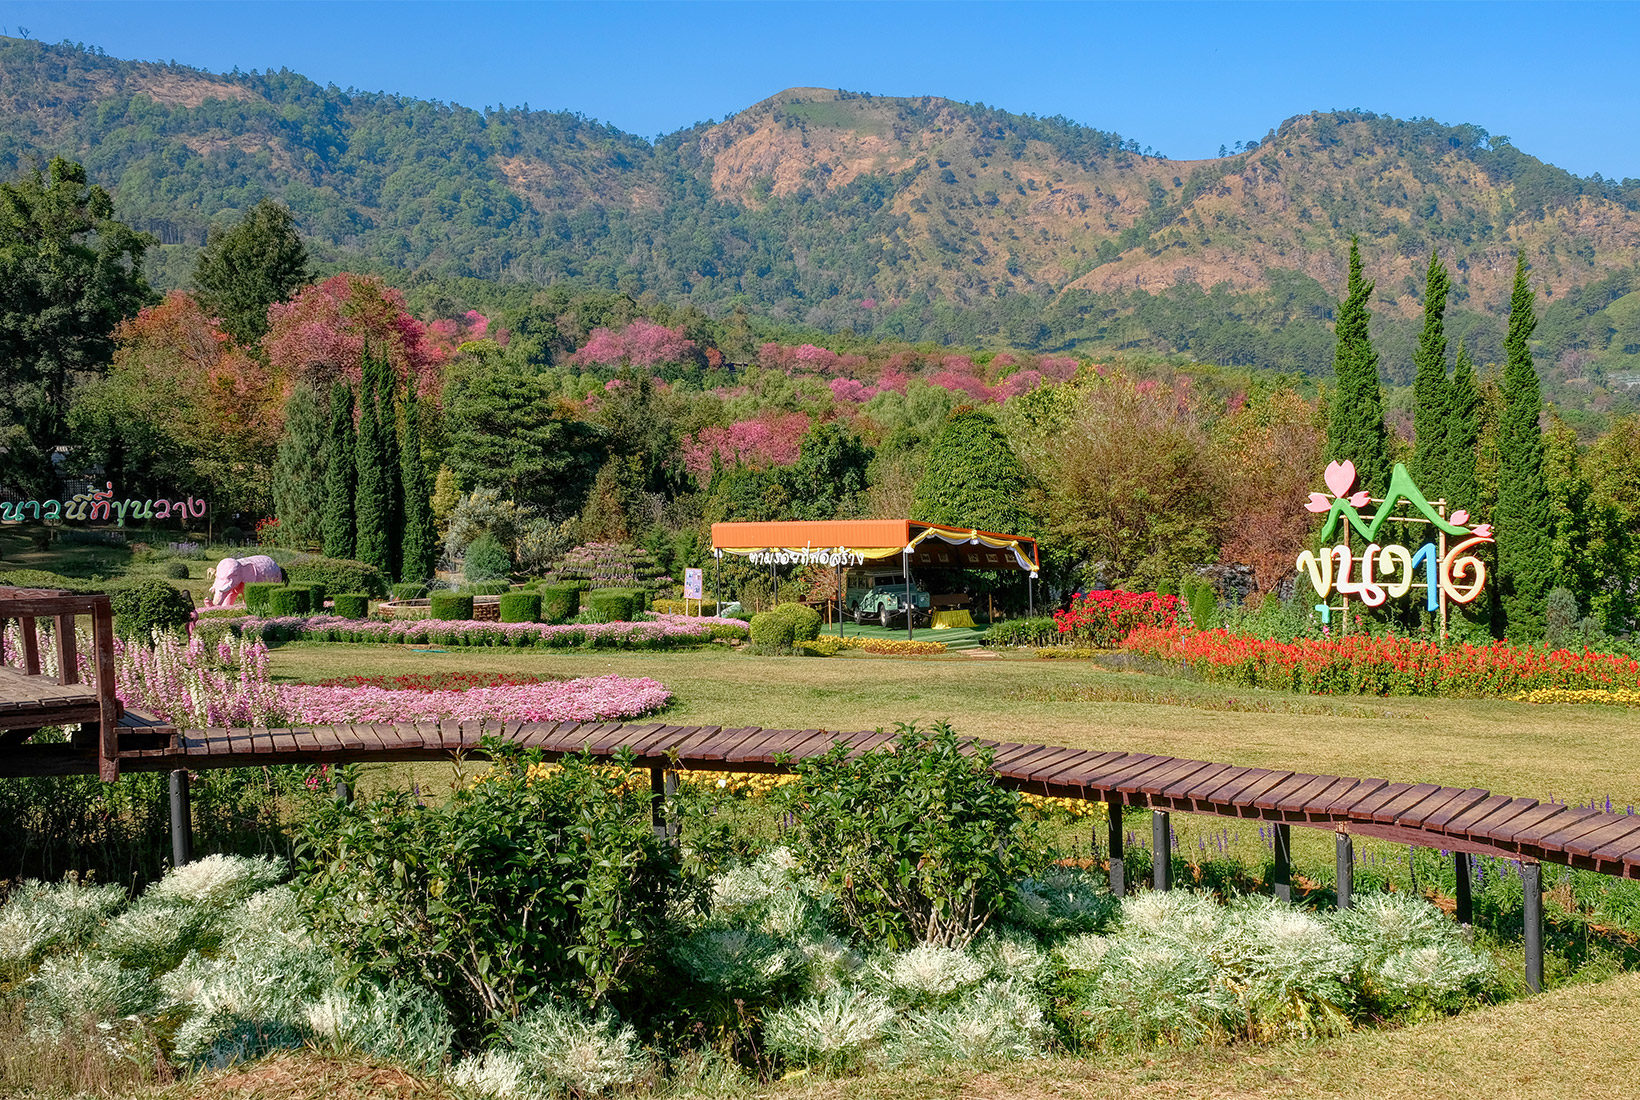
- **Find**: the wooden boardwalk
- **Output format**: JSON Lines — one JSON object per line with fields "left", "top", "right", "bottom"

{"left": 0, "top": 717, "right": 1624, "bottom": 882}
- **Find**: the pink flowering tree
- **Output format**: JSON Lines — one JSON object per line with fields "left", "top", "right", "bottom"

{"left": 573, "top": 320, "right": 697, "bottom": 367}
{"left": 681, "top": 411, "right": 811, "bottom": 482}
{"left": 263, "top": 273, "right": 447, "bottom": 397}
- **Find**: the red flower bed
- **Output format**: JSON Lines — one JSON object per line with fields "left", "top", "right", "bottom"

{"left": 1053, "top": 590, "right": 1181, "bottom": 647}
{"left": 315, "top": 672, "right": 562, "bottom": 691}
{"left": 1123, "top": 625, "right": 1640, "bottom": 698}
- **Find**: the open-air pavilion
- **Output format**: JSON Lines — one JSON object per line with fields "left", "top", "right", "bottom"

{"left": 709, "top": 519, "right": 1041, "bottom": 639}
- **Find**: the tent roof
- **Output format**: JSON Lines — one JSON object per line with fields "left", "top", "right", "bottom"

{"left": 710, "top": 519, "right": 1040, "bottom": 573}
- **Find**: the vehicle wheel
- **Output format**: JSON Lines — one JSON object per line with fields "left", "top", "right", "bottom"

{"left": 880, "top": 608, "right": 892, "bottom": 629}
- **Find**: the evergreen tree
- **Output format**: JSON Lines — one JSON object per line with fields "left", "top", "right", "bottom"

{"left": 1541, "top": 410, "right": 1596, "bottom": 612}
{"left": 911, "top": 407, "right": 1035, "bottom": 536}
{"left": 354, "top": 362, "right": 390, "bottom": 576}
{"left": 1325, "top": 239, "right": 1391, "bottom": 497}
{"left": 191, "top": 199, "right": 311, "bottom": 347}
{"left": 270, "top": 384, "right": 328, "bottom": 549}
{"left": 1410, "top": 250, "right": 1451, "bottom": 497}
{"left": 788, "top": 421, "right": 873, "bottom": 521}
{"left": 323, "top": 382, "right": 356, "bottom": 560}
{"left": 399, "top": 374, "right": 436, "bottom": 583}
{"left": 374, "top": 353, "right": 404, "bottom": 582}
{"left": 1496, "top": 254, "right": 1555, "bottom": 639}
{"left": 1443, "top": 343, "right": 1482, "bottom": 511}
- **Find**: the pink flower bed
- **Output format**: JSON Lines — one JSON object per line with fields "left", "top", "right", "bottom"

{"left": 279, "top": 674, "right": 671, "bottom": 724}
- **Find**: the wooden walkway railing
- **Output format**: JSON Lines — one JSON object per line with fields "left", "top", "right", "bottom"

{"left": 0, "top": 588, "right": 123, "bottom": 780}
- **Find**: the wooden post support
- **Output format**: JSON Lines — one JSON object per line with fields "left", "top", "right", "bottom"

{"left": 169, "top": 769, "right": 193, "bottom": 867}
{"left": 1151, "top": 810, "right": 1172, "bottom": 891}
{"left": 334, "top": 776, "right": 352, "bottom": 805}
{"left": 1454, "top": 852, "right": 1473, "bottom": 926}
{"left": 1106, "top": 793, "right": 1125, "bottom": 897}
{"left": 91, "top": 600, "right": 119, "bottom": 782}
{"left": 650, "top": 765, "right": 666, "bottom": 837}
{"left": 1523, "top": 860, "right": 1543, "bottom": 993}
{"left": 1336, "top": 831, "right": 1354, "bottom": 910}
{"left": 1271, "top": 822, "right": 1293, "bottom": 903}
{"left": 664, "top": 769, "right": 680, "bottom": 840}
{"left": 19, "top": 615, "right": 40, "bottom": 675}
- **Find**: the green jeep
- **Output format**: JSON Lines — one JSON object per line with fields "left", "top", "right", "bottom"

{"left": 853, "top": 582, "right": 932, "bottom": 628}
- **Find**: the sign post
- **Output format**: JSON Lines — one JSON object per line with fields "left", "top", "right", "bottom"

{"left": 684, "top": 567, "right": 704, "bottom": 617}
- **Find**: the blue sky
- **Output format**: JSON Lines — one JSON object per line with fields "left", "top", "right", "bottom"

{"left": 2, "top": 1, "right": 1637, "bottom": 178}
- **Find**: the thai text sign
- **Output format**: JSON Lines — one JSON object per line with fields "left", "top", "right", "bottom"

{"left": 1298, "top": 460, "right": 1492, "bottom": 612}
{"left": 0, "top": 482, "right": 207, "bottom": 526}
{"left": 749, "top": 547, "right": 868, "bottom": 566}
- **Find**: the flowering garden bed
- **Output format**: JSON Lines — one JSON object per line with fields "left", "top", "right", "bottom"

{"left": 1124, "top": 625, "right": 1640, "bottom": 698}
{"left": 231, "top": 611, "right": 748, "bottom": 650}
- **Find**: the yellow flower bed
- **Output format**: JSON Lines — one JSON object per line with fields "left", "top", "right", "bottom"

{"left": 1512, "top": 688, "right": 1640, "bottom": 706}
{"left": 836, "top": 636, "right": 948, "bottom": 656}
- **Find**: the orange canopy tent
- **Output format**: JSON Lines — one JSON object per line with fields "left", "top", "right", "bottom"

{"left": 709, "top": 519, "right": 1040, "bottom": 574}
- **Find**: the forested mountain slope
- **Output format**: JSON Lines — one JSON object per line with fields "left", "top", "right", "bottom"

{"left": 6, "top": 36, "right": 1640, "bottom": 393}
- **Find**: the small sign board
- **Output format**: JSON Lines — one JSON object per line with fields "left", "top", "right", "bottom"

{"left": 684, "top": 567, "right": 704, "bottom": 600}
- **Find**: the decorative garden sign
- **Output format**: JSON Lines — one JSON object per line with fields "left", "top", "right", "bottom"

{"left": 0, "top": 482, "right": 207, "bottom": 526}
{"left": 1298, "top": 460, "right": 1492, "bottom": 629}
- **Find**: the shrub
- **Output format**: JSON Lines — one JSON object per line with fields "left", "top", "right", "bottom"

{"left": 541, "top": 583, "right": 581, "bottom": 624}
{"left": 499, "top": 592, "right": 542, "bottom": 623}
{"left": 331, "top": 593, "right": 369, "bottom": 620}
{"left": 765, "top": 988, "right": 895, "bottom": 1072}
{"left": 586, "top": 589, "right": 636, "bottom": 623}
{"left": 653, "top": 598, "right": 719, "bottom": 616}
{"left": 749, "top": 610, "right": 796, "bottom": 651}
{"left": 110, "top": 579, "right": 195, "bottom": 639}
{"left": 548, "top": 542, "right": 670, "bottom": 593}
{"left": 296, "top": 745, "right": 680, "bottom": 1036}
{"left": 777, "top": 723, "right": 1032, "bottom": 948}
{"left": 461, "top": 580, "right": 511, "bottom": 596}
{"left": 500, "top": 1001, "right": 647, "bottom": 1094}
{"left": 284, "top": 555, "right": 387, "bottom": 598}
{"left": 267, "top": 587, "right": 312, "bottom": 616}
{"left": 161, "top": 561, "right": 191, "bottom": 580}
{"left": 462, "top": 532, "right": 512, "bottom": 582}
{"left": 242, "top": 581, "right": 281, "bottom": 614}
{"left": 428, "top": 592, "right": 474, "bottom": 621}
{"left": 983, "top": 617, "right": 1059, "bottom": 648}
{"left": 773, "top": 602, "right": 822, "bottom": 642}
{"left": 391, "top": 582, "right": 428, "bottom": 602}
{"left": 1183, "top": 577, "right": 1219, "bottom": 630}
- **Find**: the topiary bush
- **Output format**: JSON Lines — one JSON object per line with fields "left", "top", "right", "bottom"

{"left": 110, "top": 579, "right": 195, "bottom": 639}
{"left": 982, "top": 616, "right": 1059, "bottom": 648}
{"left": 652, "top": 598, "right": 719, "bottom": 616}
{"left": 243, "top": 581, "right": 281, "bottom": 614}
{"left": 429, "top": 592, "right": 474, "bottom": 621}
{"left": 392, "top": 583, "right": 428, "bottom": 602}
{"left": 586, "top": 589, "right": 635, "bottom": 623}
{"left": 462, "top": 533, "right": 512, "bottom": 582}
{"left": 499, "top": 593, "right": 542, "bottom": 623}
{"left": 547, "top": 542, "right": 671, "bottom": 595}
{"left": 461, "top": 581, "right": 511, "bottom": 596}
{"left": 267, "top": 586, "right": 312, "bottom": 616}
{"left": 540, "top": 584, "right": 581, "bottom": 624}
{"left": 773, "top": 602, "right": 822, "bottom": 642}
{"left": 749, "top": 610, "right": 797, "bottom": 652}
{"left": 161, "top": 561, "right": 191, "bottom": 580}
{"left": 285, "top": 555, "right": 387, "bottom": 598}
{"left": 304, "top": 583, "right": 328, "bottom": 609}
{"left": 332, "top": 593, "right": 369, "bottom": 620}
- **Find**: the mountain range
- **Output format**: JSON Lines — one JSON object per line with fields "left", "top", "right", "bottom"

{"left": 5, "top": 35, "right": 1640, "bottom": 401}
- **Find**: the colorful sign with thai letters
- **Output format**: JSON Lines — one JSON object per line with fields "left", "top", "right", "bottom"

{"left": 684, "top": 567, "right": 704, "bottom": 600}
{"left": 0, "top": 482, "right": 207, "bottom": 526}
{"left": 1298, "top": 460, "right": 1491, "bottom": 619}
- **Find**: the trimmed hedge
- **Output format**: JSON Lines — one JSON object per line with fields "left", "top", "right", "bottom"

{"left": 653, "top": 598, "right": 719, "bottom": 616}
{"left": 499, "top": 592, "right": 542, "bottom": 623}
{"left": 267, "top": 586, "right": 312, "bottom": 616}
{"left": 110, "top": 579, "right": 194, "bottom": 639}
{"left": 540, "top": 584, "right": 581, "bottom": 624}
{"left": 462, "top": 580, "right": 511, "bottom": 596}
{"left": 304, "top": 582, "right": 328, "bottom": 609}
{"left": 391, "top": 582, "right": 428, "bottom": 602}
{"left": 161, "top": 560, "right": 191, "bottom": 580}
{"left": 331, "top": 593, "right": 370, "bottom": 620}
{"left": 749, "top": 610, "right": 796, "bottom": 650}
{"left": 772, "top": 602, "right": 822, "bottom": 643}
{"left": 243, "top": 582, "right": 282, "bottom": 614}
{"left": 285, "top": 555, "right": 386, "bottom": 598}
{"left": 982, "top": 616, "right": 1059, "bottom": 648}
{"left": 586, "top": 589, "right": 635, "bottom": 623}
{"left": 429, "top": 592, "right": 474, "bottom": 621}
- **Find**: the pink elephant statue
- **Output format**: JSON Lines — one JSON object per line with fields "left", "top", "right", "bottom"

{"left": 205, "top": 554, "right": 285, "bottom": 607}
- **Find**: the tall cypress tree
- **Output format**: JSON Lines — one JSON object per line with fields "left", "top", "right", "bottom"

{"left": 271, "top": 384, "right": 329, "bottom": 549}
{"left": 1444, "top": 343, "right": 1481, "bottom": 512}
{"left": 323, "top": 382, "right": 356, "bottom": 560}
{"left": 354, "top": 357, "right": 390, "bottom": 576}
{"left": 1496, "top": 253, "right": 1555, "bottom": 639}
{"left": 375, "top": 355, "right": 403, "bottom": 582}
{"left": 1325, "top": 238, "right": 1391, "bottom": 496}
{"left": 399, "top": 373, "right": 436, "bottom": 583}
{"left": 1410, "top": 250, "right": 1451, "bottom": 499}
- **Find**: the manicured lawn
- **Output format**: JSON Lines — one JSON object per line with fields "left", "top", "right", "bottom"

{"left": 268, "top": 641, "right": 1640, "bottom": 806}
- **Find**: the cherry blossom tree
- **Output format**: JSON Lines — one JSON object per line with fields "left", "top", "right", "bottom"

{"left": 263, "top": 274, "right": 446, "bottom": 397}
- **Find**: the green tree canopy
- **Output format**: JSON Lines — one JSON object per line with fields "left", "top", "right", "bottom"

{"left": 787, "top": 421, "right": 873, "bottom": 521}
{"left": 1410, "top": 250, "right": 1451, "bottom": 497}
{"left": 271, "top": 384, "right": 330, "bottom": 549}
{"left": 1496, "top": 254, "right": 1555, "bottom": 639}
{"left": 911, "top": 407, "right": 1034, "bottom": 536}
{"left": 0, "top": 157, "right": 153, "bottom": 495}
{"left": 192, "top": 200, "right": 312, "bottom": 347}
{"left": 323, "top": 382, "right": 357, "bottom": 560}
